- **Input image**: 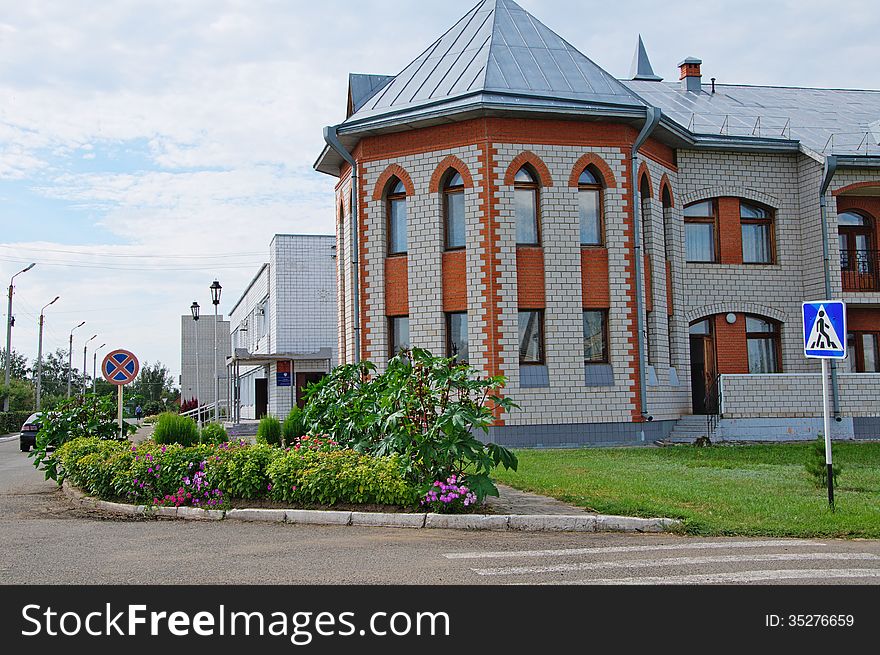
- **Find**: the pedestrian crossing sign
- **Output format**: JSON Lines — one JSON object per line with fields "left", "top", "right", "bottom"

{"left": 802, "top": 300, "right": 847, "bottom": 359}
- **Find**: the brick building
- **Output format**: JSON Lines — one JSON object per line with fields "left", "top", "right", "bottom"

{"left": 226, "top": 234, "right": 337, "bottom": 421}
{"left": 315, "top": 0, "right": 880, "bottom": 445}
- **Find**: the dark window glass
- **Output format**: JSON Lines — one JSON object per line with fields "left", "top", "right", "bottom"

{"left": 387, "top": 179, "right": 407, "bottom": 255}
{"left": 689, "top": 319, "right": 711, "bottom": 335}
{"left": 741, "top": 201, "right": 773, "bottom": 264}
{"left": 444, "top": 172, "right": 465, "bottom": 249}
{"left": 583, "top": 310, "right": 608, "bottom": 363}
{"left": 514, "top": 167, "right": 539, "bottom": 245}
{"left": 847, "top": 331, "right": 880, "bottom": 372}
{"left": 446, "top": 312, "right": 468, "bottom": 362}
{"left": 746, "top": 315, "right": 780, "bottom": 374}
{"left": 389, "top": 316, "right": 410, "bottom": 358}
{"left": 579, "top": 167, "right": 603, "bottom": 246}
{"left": 684, "top": 200, "right": 717, "bottom": 263}
{"left": 518, "top": 310, "right": 544, "bottom": 364}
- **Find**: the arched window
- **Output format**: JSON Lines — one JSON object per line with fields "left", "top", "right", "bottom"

{"left": 578, "top": 167, "right": 603, "bottom": 246}
{"left": 514, "top": 166, "right": 540, "bottom": 246}
{"left": 838, "top": 211, "right": 875, "bottom": 276}
{"left": 684, "top": 200, "right": 717, "bottom": 262}
{"left": 444, "top": 171, "right": 465, "bottom": 250}
{"left": 741, "top": 201, "right": 775, "bottom": 264}
{"left": 662, "top": 186, "right": 674, "bottom": 365}
{"left": 746, "top": 315, "right": 781, "bottom": 374}
{"left": 387, "top": 178, "right": 407, "bottom": 255}
{"left": 639, "top": 175, "right": 652, "bottom": 251}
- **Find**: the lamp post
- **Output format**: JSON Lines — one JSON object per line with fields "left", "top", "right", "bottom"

{"left": 210, "top": 279, "right": 222, "bottom": 422}
{"left": 190, "top": 301, "right": 201, "bottom": 429}
{"left": 67, "top": 321, "right": 85, "bottom": 398}
{"left": 82, "top": 334, "right": 97, "bottom": 394}
{"left": 4, "top": 262, "right": 35, "bottom": 411}
{"left": 35, "top": 295, "right": 60, "bottom": 412}
{"left": 92, "top": 343, "right": 106, "bottom": 393}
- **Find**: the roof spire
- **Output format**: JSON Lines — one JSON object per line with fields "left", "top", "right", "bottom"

{"left": 630, "top": 35, "right": 663, "bottom": 82}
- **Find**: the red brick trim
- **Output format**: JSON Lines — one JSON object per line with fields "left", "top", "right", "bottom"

{"left": 568, "top": 153, "right": 618, "bottom": 189}
{"left": 622, "top": 149, "right": 644, "bottom": 422}
{"left": 429, "top": 155, "right": 475, "bottom": 193}
{"left": 637, "top": 161, "right": 654, "bottom": 199}
{"left": 358, "top": 165, "right": 371, "bottom": 359}
{"left": 659, "top": 173, "right": 675, "bottom": 207}
{"left": 503, "top": 151, "right": 553, "bottom": 187}
{"left": 372, "top": 164, "right": 415, "bottom": 201}
{"left": 831, "top": 181, "right": 880, "bottom": 197}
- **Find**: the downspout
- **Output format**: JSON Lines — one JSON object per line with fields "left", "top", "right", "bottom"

{"left": 819, "top": 155, "right": 841, "bottom": 419}
{"left": 323, "top": 125, "right": 361, "bottom": 364}
{"left": 631, "top": 106, "right": 662, "bottom": 424}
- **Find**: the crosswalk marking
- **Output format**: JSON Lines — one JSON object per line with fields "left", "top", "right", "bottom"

{"left": 443, "top": 539, "right": 824, "bottom": 560}
{"left": 531, "top": 569, "right": 880, "bottom": 585}
{"left": 473, "top": 552, "right": 880, "bottom": 576}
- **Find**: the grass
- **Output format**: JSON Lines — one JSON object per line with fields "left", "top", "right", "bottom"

{"left": 492, "top": 442, "right": 880, "bottom": 538}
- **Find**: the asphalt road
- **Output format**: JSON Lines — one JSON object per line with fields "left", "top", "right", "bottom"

{"left": 2, "top": 438, "right": 880, "bottom": 585}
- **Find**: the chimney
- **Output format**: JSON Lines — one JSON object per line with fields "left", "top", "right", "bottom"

{"left": 678, "top": 57, "right": 702, "bottom": 93}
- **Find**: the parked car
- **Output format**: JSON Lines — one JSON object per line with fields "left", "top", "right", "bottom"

{"left": 19, "top": 413, "right": 41, "bottom": 452}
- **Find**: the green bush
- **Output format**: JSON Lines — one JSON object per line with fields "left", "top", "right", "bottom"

{"left": 805, "top": 435, "right": 842, "bottom": 488}
{"left": 256, "top": 415, "right": 282, "bottom": 446}
{"left": 267, "top": 449, "right": 418, "bottom": 506}
{"left": 0, "top": 410, "right": 33, "bottom": 435}
{"left": 282, "top": 406, "right": 307, "bottom": 446}
{"left": 211, "top": 442, "right": 280, "bottom": 500}
{"left": 200, "top": 422, "right": 228, "bottom": 445}
{"left": 153, "top": 412, "right": 200, "bottom": 446}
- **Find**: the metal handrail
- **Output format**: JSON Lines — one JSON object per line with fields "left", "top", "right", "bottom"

{"left": 840, "top": 249, "right": 878, "bottom": 291}
{"left": 180, "top": 400, "right": 229, "bottom": 423}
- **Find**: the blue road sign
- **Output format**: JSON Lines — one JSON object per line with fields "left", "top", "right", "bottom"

{"left": 803, "top": 301, "right": 847, "bottom": 359}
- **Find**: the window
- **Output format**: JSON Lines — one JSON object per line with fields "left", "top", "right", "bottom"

{"left": 389, "top": 316, "right": 410, "bottom": 357}
{"left": 518, "top": 310, "right": 544, "bottom": 364}
{"left": 684, "top": 200, "right": 717, "bottom": 262}
{"left": 838, "top": 211, "right": 875, "bottom": 274}
{"left": 847, "top": 331, "right": 879, "bottom": 372}
{"left": 578, "top": 167, "right": 603, "bottom": 246}
{"left": 741, "top": 201, "right": 774, "bottom": 264}
{"left": 583, "top": 310, "right": 608, "bottom": 363}
{"left": 387, "top": 178, "right": 407, "bottom": 255}
{"left": 444, "top": 171, "right": 466, "bottom": 249}
{"left": 689, "top": 319, "right": 711, "bottom": 336}
{"left": 746, "top": 315, "right": 781, "bottom": 374}
{"left": 446, "top": 312, "right": 468, "bottom": 362}
{"left": 514, "top": 167, "right": 540, "bottom": 245}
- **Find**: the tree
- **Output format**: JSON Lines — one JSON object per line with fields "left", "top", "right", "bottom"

{"left": 0, "top": 378, "right": 34, "bottom": 411}
{"left": 35, "top": 349, "right": 85, "bottom": 406}
{"left": 0, "top": 348, "right": 29, "bottom": 380}
{"left": 128, "top": 361, "right": 178, "bottom": 415}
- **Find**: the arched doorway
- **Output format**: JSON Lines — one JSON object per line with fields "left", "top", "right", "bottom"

{"left": 689, "top": 318, "right": 716, "bottom": 414}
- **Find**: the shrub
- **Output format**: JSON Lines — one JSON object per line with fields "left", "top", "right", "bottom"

{"left": 805, "top": 435, "right": 842, "bottom": 488}
{"left": 200, "top": 422, "right": 228, "bottom": 445}
{"left": 257, "top": 415, "right": 282, "bottom": 446}
{"left": 212, "top": 442, "right": 280, "bottom": 500}
{"left": 267, "top": 449, "right": 418, "bottom": 506}
{"left": 153, "top": 412, "right": 200, "bottom": 446}
{"left": 302, "top": 348, "right": 518, "bottom": 500}
{"left": 420, "top": 475, "right": 478, "bottom": 513}
{"left": 282, "top": 406, "right": 307, "bottom": 446}
{"left": 0, "top": 410, "right": 33, "bottom": 435}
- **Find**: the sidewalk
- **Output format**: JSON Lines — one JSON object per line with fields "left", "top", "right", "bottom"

{"left": 486, "top": 484, "right": 593, "bottom": 516}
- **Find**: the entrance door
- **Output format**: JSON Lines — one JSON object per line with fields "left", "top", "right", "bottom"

{"left": 255, "top": 378, "right": 268, "bottom": 419}
{"left": 296, "top": 372, "right": 326, "bottom": 408}
{"left": 689, "top": 319, "right": 716, "bottom": 414}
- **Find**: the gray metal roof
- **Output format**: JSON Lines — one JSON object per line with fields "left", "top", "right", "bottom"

{"left": 344, "top": 0, "right": 646, "bottom": 128}
{"left": 630, "top": 36, "right": 662, "bottom": 82}
{"left": 625, "top": 80, "right": 880, "bottom": 157}
{"left": 348, "top": 74, "right": 394, "bottom": 115}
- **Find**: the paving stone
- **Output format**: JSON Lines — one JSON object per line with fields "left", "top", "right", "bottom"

{"left": 226, "top": 509, "right": 287, "bottom": 523}
{"left": 285, "top": 510, "right": 351, "bottom": 525}
{"left": 177, "top": 507, "right": 225, "bottom": 521}
{"left": 424, "top": 514, "right": 510, "bottom": 530}
{"left": 507, "top": 514, "right": 597, "bottom": 532}
{"left": 350, "top": 512, "right": 427, "bottom": 528}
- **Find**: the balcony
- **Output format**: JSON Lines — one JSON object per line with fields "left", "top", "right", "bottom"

{"left": 841, "top": 249, "right": 879, "bottom": 292}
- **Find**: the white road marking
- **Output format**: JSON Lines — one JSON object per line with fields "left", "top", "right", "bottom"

{"left": 443, "top": 539, "right": 825, "bottom": 560}
{"left": 529, "top": 569, "right": 880, "bottom": 585}
{"left": 474, "top": 552, "right": 880, "bottom": 576}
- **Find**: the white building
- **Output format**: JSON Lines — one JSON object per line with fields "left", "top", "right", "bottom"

{"left": 180, "top": 313, "right": 230, "bottom": 412}
{"left": 226, "top": 234, "right": 337, "bottom": 421}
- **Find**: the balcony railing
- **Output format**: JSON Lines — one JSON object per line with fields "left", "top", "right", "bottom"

{"left": 841, "top": 249, "right": 879, "bottom": 292}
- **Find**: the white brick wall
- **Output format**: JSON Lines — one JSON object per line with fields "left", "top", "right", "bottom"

{"left": 722, "top": 373, "right": 880, "bottom": 418}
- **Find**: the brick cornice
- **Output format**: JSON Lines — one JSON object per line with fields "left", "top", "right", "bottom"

{"left": 681, "top": 186, "right": 780, "bottom": 209}
{"left": 372, "top": 164, "right": 415, "bottom": 200}
{"left": 684, "top": 302, "right": 788, "bottom": 324}
{"left": 503, "top": 151, "right": 554, "bottom": 187}
{"left": 831, "top": 181, "right": 880, "bottom": 197}
{"left": 428, "top": 155, "right": 475, "bottom": 193}
{"left": 568, "top": 152, "right": 618, "bottom": 189}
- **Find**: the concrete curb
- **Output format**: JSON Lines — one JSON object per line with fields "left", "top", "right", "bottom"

{"left": 60, "top": 481, "right": 680, "bottom": 533}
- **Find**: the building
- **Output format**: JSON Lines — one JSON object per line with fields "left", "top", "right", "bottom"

{"left": 226, "top": 234, "right": 337, "bottom": 421}
{"left": 315, "top": 0, "right": 880, "bottom": 446}
{"left": 180, "top": 313, "right": 230, "bottom": 413}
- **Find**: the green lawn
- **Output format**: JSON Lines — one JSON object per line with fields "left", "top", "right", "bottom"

{"left": 492, "top": 442, "right": 880, "bottom": 538}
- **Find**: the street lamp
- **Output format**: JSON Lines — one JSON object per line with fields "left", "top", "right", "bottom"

{"left": 67, "top": 321, "right": 85, "bottom": 398}
{"left": 82, "top": 334, "right": 97, "bottom": 394}
{"left": 190, "top": 301, "right": 201, "bottom": 429}
{"left": 210, "top": 279, "right": 222, "bottom": 422}
{"left": 4, "top": 262, "right": 36, "bottom": 411}
{"left": 92, "top": 343, "right": 106, "bottom": 393}
{"left": 35, "top": 295, "right": 60, "bottom": 412}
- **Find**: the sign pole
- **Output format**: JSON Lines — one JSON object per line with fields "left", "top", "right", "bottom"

{"left": 821, "top": 358, "right": 834, "bottom": 510}
{"left": 118, "top": 384, "right": 124, "bottom": 439}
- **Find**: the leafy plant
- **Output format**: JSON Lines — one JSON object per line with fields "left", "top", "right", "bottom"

{"left": 257, "top": 415, "right": 282, "bottom": 446}
{"left": 302, "top": 348, "right": 518, "bottom": 500}
{"left": 200, "top": 422, "right": 228, "bottom": 445}
{"left": 282, "top": 406, "right": 307, "bottom": 446}
{"left": 153, "top": 412, "right": 200, "bottom": 446}
{"left": 212, "top": 442, "right": 280, "bottom": 500}
{"left": 30, "top": 394, "right": 133, "bottom": 481}
{"left": 805, "top": 435, "right": 842, "bottom": 488}
{"left": 420, "top": 475, "right": 478, "bottom": 513}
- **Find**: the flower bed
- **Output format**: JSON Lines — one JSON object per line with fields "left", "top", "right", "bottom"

{"left": 55, "top": 437, "right": 420, "bottom": 510}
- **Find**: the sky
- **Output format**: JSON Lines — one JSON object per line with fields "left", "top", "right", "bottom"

{"left": 2, "top": 0, "right": 878, "bottom": 383}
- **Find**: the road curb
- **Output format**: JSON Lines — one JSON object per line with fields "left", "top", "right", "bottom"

{"left": 60, "top": 481, "right": 680, "bottom": 533}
